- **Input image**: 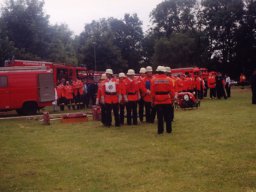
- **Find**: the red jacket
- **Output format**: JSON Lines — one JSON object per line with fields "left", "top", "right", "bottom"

{"left": 64, "top": 85, "right": 74, "bottom": 99}
{"left": 125, "top": 78, "right": 139, "bottom": 101}
{"left": 151, "top": 74, "right": 174, "bottom": 104}
{"left": 208, "top": 75, "right": 216, "bottom": 89}
{"left": 56, "top": 84, "right": 64, "bottom": 98}
{"left": 102, "top": 78, "right": 120, "bottom": 104}
{"left": 195, "top": 76, "right": 203, "bottom": 91}
{"left": 119, "top": 78, "right": 128, "bottom": 103}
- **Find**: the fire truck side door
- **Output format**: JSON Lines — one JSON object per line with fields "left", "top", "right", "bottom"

{"left": 0, "top": 76, "right": 10, "bottom": 109}
{"left": 38, "top": 73, "right": 55, "bottom": 102}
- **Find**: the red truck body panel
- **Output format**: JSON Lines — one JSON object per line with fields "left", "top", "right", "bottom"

{"left": 0, "top": 67, "right": 54, "bottom": 114}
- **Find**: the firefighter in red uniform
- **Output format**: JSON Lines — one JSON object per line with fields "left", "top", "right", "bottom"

{"left": 194, "top": 69, "right": 204, "bottom": 99}
{"left": 141, "top": 66, "right": 156, "bottom": 123}
{"left": 96, "top": 73, "right": 107, "bottom": 125}
{"left": 240, "top": 73, "right": 246, "bottom": 89}
{"left": 118, "top": 72, "right": 127, "bottom": 125}
{"left": 125, "top": 69, "right": 140, "bottom": 125}
{"left": 72, "top": 78, "right": 84, "bottom": 109}
{"left": 138, "top": 67, "right": 146, "bottom": 122}
{"left": 64, "top": 81, "right": 74, "bottom": 110}
{"left": 101, "top": 69, "right": 120, "bottom": 127}
{"left": 165, "top": 66, "right": 176, "bottom": 122}
{"left": 56, "top": 80, "right": 65, "bottom": 111}
{"left": 151, "top": 66, "right": 174, "bottom": 134}
{"left": 208, "top": 72, "right": 216, "bottom": 99}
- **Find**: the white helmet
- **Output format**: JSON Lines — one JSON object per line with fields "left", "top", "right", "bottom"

{"left": 127, "top": 69, "right": 135, "bottom": 75}
{"left": 165, "top": 67, "right": 171, "bottom": 73}
{"left": 146, "top": 66, "right": 153, "bottom": 72}
{"left": 119, "top": 72, "right": 126, "bottom": 78}
{"left": 139, "top": 67, "right": 146, "bottom": 74}
{"left": 105, "top": 69, "right": 113, "bottom": 75}
{"left": 156, "top": 66, "right": 166, "bottom": 72}
{"left": 100, "top": 73, "right": 107, "bottom": 80}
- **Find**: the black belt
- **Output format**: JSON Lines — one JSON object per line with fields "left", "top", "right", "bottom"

{"left": 105, "top": 92, "right": 117, "bottom": 95}
{"left": 127, "top": 92, "right": 136, "bottom": 95}
{"left": 155, "top": 91, "right": 170, "bottom": 95}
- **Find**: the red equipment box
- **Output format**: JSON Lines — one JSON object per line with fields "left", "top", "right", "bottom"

{"left": 61, "top": 113, "right": 88, "bottom": 123}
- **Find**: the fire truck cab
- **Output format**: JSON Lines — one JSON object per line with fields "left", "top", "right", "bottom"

{"left": 0, "top": 66, "right": 55, "bottom": 115}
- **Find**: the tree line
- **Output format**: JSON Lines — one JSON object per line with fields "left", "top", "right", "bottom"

{"left": 0, "top": 0, "right": 255, "bottom": 78}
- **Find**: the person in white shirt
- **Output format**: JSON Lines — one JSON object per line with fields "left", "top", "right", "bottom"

{"left": 225, "top": 74, "right": 231, "bottom": 98}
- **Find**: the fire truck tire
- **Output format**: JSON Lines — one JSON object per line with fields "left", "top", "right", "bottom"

{"left": 22, "top": 102, "right": 38, "bottom": 115}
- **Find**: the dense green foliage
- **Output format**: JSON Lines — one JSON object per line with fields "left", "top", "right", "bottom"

{"left": 0, "top": 0, "right": 255, "bottom": 77}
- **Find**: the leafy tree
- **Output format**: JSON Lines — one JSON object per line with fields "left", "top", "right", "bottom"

{"left": 77, "top": 19, "right": 125, "bottom": 72}
{"left": 77, "top": 14, "right": 144, "bottom": 72}
{"left": 0, "top": 17, "right": 16, "bottom": 66}
{"left": 110, "top": 14, "right": 144, "bottom": 71}
{"left": 150, "top": 0, "right": 196, "bottom": 37}
{"left": 47, "top": 24, "right": 78, "bottom": 65}
{"left": 234, "top": 0, "right": 256, "bottom": 76}
{"left": 153, "top": 33, "right": 197, "bottom": 68}
{"left": 201, "top": 0, "right": 244, "bottom": 73}
{"left": 1, "top": 0, "right": 50, "bottom": 59}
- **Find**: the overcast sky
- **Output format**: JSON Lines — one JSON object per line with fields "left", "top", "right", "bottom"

{"left": 43, "top": 0, "right": 164, "bottom": 35}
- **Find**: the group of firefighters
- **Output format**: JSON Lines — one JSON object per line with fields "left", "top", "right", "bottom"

{"left": 94, "top": 66, "right": 229, "bottom": 134}
{"left": 54, "top": 65, "right": 234, "bottom": 134}
{"left": 55, "top": 78, "right": 98, "bottom": 111}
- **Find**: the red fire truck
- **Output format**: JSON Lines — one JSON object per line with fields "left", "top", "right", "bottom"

{"left": 5, "top": 59, "right": 88, "bottom": 84}
{"left": 171, "top": 67, "right": 209, "bottom": 79}
{"left": 0, "top": 66, "right": 55, "bottom": 115}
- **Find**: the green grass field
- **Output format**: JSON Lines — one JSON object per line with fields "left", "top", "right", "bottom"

{"left": 0, "top": 87, "right": 256, "bottom": 192}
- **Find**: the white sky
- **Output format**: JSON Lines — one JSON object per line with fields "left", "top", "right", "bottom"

{"left": 42, "top": 0, "right": 164, "bottom": 35}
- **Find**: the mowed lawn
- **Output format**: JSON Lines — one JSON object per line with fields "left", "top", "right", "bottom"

{"left": 0, "top": 87, "right": 255, "bottom": 192}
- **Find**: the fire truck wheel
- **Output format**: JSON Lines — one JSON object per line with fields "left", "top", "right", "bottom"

{"left": 22, "top": 102, "right": 38, "bottom": 116}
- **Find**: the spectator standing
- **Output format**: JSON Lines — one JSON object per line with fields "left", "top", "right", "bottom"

{"left": 216, "top": 72, "right": 227, "bottom": 99}
{"left": 225, "top": 74, "right": 231, "bottom": 98}
{"left": 250, "top": 69, "right": 256, "bottom": 104}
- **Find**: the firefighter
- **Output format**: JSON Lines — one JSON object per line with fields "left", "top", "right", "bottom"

{"left": 138, "top": 67, "right": 146, "bottom": 122}
{"left": 96, "top": 73, "right": 107, "bottom": 125}
{"left": 151, "top": 66, "right": 174, "bottom": 134}
{"left": 194, "top": 69, "right": 204, "bottom": 99}
{"left": 101, "top": 69, "right": 120, "bottom": 127}
{"left": 141, "top": 66, "right": 156, "bottom": 123}
{"left": 208, "top": 72, "right": 216, "bottom": 99}
{"left": 125, "top": 69, "right": 140, "bottom": 125}
{"left": 64, "top": 81, "right": 74, "bottom": 110}
{"left": 56, "top": 80, "right": 65, "bottom": 111}
{"left": 165, "top": 66, "right": 176, "bottom": 122}
{"left": 73, "top": 78, "right": 84, "bottom": 109}
{"left": 118, "top": 72, "right": 127, "bottom": 125}
{"left": 240, "top": 73, "right": 246, "bottom": 89}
